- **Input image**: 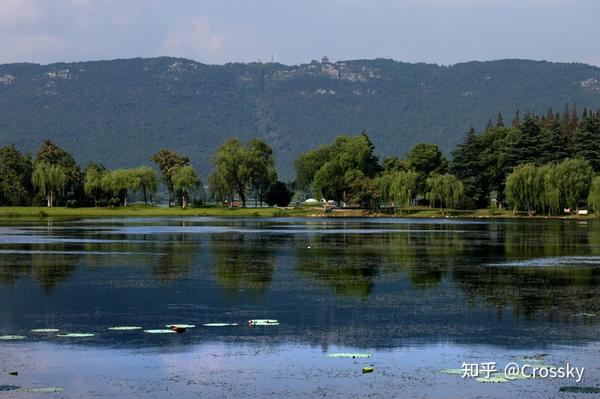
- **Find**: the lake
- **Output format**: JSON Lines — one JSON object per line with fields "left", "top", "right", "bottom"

{"left": 0, "top": 217, "right": 599, "bottom": 398}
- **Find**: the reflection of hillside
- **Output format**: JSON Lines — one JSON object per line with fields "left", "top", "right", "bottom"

{"left": 211, "top": 234, "right": 276, "bottom": 298}
{"left": 0, "top": 253, "right": 30, "bottom": 285}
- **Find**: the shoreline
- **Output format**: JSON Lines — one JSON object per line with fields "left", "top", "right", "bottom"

{"left": 0, "top": 206, "right": 594, "bottom": 220}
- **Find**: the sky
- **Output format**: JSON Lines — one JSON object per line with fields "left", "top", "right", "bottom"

{"left": 1, "top": 0, "right": 599, "bottom": 67}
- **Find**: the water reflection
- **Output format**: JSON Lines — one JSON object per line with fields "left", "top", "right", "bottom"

{"left": 1, "top": 218, "right": 600, "bottom": 348}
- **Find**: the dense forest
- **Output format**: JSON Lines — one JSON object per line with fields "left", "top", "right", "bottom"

{"left": 1, "top": 105, "right": 600, "bottom": 216}
{"left": 0, "top": 57, "right": 599, "bottom": 178}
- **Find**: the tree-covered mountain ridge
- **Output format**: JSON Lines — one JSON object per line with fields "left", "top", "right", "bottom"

{"left": 1, "top": 57, "right": 599, "bottom": 178}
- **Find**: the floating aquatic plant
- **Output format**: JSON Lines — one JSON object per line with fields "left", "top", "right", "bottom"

{"left": 25, "top": 387, "right": 64, "bottom": 393}
{"left": 440, "top": 368, "right": 464, "bottom": 375}
{"left": 559, "top": 386, "right": 600, "bottom": 394}
{"left": 144, "top": 329, "right": 176, "bottom": 334}
{"left": 0, "top": 335, "right": 26, "bottom": 340}
{"left": 476, "top": 376, "right": 509, "bottom": 383}
{"left": 107, "top": 326, "right": 142, "bottom": 331}
{"left": 248, "top": 319, "right": 279, "bottom": 326}
{"left": 327, "top": 353, "right": 371, "bottom": 359}
{"left": 31, "top": 329, "right": 60, "bottom": 333}
{"left": 203, "top": 323, "right": 238, "bottom": 327}
{"left": 165, "top": 324, "right": 195, "bottom": 329}
{"left": 56, "top": 333, "right": 94, "bottom": 338}
{"left": 362, "top": 367, "right": 374, "bottom": 373}
{"left": 0, "top": 385, "right": 20, "bottom": 392}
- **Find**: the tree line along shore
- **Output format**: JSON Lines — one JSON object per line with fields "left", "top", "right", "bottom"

{"left": 1, "top": 105, "right": 600, "bottom": 218}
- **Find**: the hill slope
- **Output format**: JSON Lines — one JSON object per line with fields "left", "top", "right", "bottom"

{"left": 1, "top": 57, "right": 599, "bottom": 178}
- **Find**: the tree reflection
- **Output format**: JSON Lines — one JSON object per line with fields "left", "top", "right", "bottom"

{"left": 295, "top": 235, "right": 379, "bottom": 298}
{"left": 211, "top": 233, "right": 276, "bottom": 298}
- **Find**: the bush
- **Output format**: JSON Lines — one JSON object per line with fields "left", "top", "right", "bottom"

{"left": 96, "top": 198, "right": 108, "bottom": 207}
{"left": 108, "top": 197, "right": 121, "bottom": 207}
{"left": 66, "top": 199, "right": 78, "bottom": 208}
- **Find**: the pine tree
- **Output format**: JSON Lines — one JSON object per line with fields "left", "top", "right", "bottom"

{"left": 496, "top": 113, "right": 505, "bottom": 127}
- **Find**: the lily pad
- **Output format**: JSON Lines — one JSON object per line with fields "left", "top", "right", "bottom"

{"left": 362, "top": 367, "right": 374, "bottom": 373}
{"left": 559, "top": 386, "right": 600, "bottom": 394}
{"left": 0, "top": 385, "right": 20, "bottom": 392}
{"left": 248, "top": 319, "right": 279, "bottom": 326}
{"left": 31, "top": 329, "right": 60, "bottom": 333}
{"left": 107, "top": 326, "right": 142, "bottom": 331}
{"left": 327, "top": 353, "right": 371, "bottom": 359}
{"left": 476, "top": 376, "right": 509, "bottom": 383}
{"left": 25, "top": 386, "right": 64, "bottom": 393}
{"left": 165, "top": 324, "right": 195, "bottom": 329}
{"left": 203, "top": 323, "right": 238, "bottom": 327}
{"left": 56, "top": 333, "right": 95, "bottom": 338}
{"left": 440, "top": 368, "right": 464, "bottom": 375}
{"left": 144, "top": 329, "right": 176, "bottom": 334}
{"left": 0, "top": 335, "right": 26, "bottom": 340}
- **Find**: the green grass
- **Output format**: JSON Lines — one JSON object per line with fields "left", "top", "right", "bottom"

{"left": 0, "top": 205, "right": 309, "bottom": 219}
{"left": 0, "top": 205, "right": 594, "bottom": 219}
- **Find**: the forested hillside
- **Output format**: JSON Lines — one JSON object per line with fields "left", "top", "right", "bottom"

{"left": 0, "top": 57, "right": 599, "bottom": 177}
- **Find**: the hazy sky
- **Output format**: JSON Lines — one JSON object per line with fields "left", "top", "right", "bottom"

{"left": 1, "top": 0, "right": 599, "bottom": 66}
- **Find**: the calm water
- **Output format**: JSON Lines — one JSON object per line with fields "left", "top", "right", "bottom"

{"left": 1, "top": 217, "right": 599, "bottom": 398}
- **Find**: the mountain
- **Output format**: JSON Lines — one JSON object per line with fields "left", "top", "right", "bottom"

{"left": 1, "top": 57, "right": 599, "bottom": 178}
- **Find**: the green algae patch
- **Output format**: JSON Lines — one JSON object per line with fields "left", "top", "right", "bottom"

{"left": 203, "top": 323, "right": 238, "bottom": 327}
{"left": 144, "top": 329, "right": 176, "bottom": 334}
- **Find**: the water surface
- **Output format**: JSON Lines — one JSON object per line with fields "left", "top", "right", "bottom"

{"left": 1, "top": 217, "right": 599, "bottom": 397}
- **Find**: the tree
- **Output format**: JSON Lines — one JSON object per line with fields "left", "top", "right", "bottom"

{"left": 132, "top": 166, "right": 158, "bottom": 205}
{"left": 84, "top": 163, "right": 106, "bottom": 206}
{"left": 377, "top": 170, "right": 419, "bottom": 212}
{"left": 172, "top": 165, "right": 200, "bottom": 208}
{"left": 587, "top": 176, "right": 600, "bottom": 214}
{"left": 209, "top": 139, "right": 250, "bottom": 207}
{"left": 555, "top": 158, "right": 593, "bottom": 211}
{"left": 504, "top": 163, "right": 543, "bottom": 216}
{"left": 32, "top": 162, "right": 68, "bottom": 207}
{"left": 303, "top": 133, "right": 380, "bottom": 204}
{"left": 36, "top": 140, "right": 82, "bottom": 205}
{"left": 572, "top": 117, "right": 600, "bottom": 172}
{"left": 152, "top": 149, "right": 190, "bottom": 206}
{"left": 247, "top": 139, "right": 277, "bottom": 206}
{"left": 540, "top": 164, "right": 561, "bottom": 216}
{"left": 406, "top": 143, "right": 447, "bottom": 195}
{"left": 425, "top": 174, "right": 464, "bottom": 215}
{"left": 265, "top": 181, "right": 293, "bottom": 207}
{"left": 0, "top": 145, "right": 32, "bottom": 206}
{"left": 101, "top": 169, "right": 138, "bottom": 206}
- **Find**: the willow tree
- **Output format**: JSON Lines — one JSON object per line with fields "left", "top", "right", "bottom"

{"left": 588, "top": 176, "right": 600, "bottom": 215}
{"left": 132, "top": 166, "right": 158, "bottom": 205}
{"left": 172, "top": 165, "right": 200, "bottom": 208}
{"left": 32, "top": 162, "right": 67, "bottom": 207}
{"left": 555, "top": 158, "right": 593, "bottom": 211}
{"left": 84, "top": 164, "right": 105, "bottom": 206}
{"left": 101, "top": 169, "right": 138, "bottom": 206}
{"left": 425, "top": 174, "right": 464, "bottom": 215}
{"left": 505, "top": 163, "right": 543, "bottom": 216}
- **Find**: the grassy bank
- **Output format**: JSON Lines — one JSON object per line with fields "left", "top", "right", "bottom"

{"left": 0, "top": 205, "right": 310, "bottom": 218}
{"left": 0, "top": 205, "right": 594, "bottom": 219}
